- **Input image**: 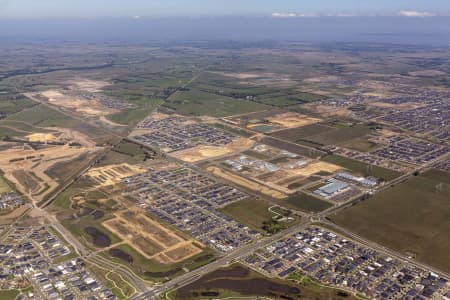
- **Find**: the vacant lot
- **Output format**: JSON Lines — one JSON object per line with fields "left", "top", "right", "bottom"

{"left": 284, "top": 192, "right": 333, "bottom": 213}
{"left": 322, "top": 155, "right": 402, "bottom": 181}
{"left": 164, "top": 89, "right": 269, "bottom": 117}
{"left": 206, "top": 166, "right": 287, "bottom": 199}
{"left": 331, "top": 170, "right": 450, "bottom": 273}
{"left": 271, "top": 124, "right": 334, "bottom": 142}
{"left": 220, "top": 198, "right": 275, "bottom": 232}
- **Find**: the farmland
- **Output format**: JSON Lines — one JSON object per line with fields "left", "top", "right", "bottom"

{"left": 164, "top": 89, "right": 269, "bottom": 117}
{"left": 331, "top": 170, "right": 450, "bottom": 273}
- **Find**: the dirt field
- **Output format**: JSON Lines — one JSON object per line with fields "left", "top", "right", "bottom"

{"left": 289, "top": 161, "right": 342, "bottom": 177}
{"left": 0, "top": 204, "right": 31, "bottom": 225}
{"left": 26, "top": 90, "right": 116, "bottom": 117}
{"left": 303, "top": 103, "right": 350, "bottom": 117}
{"left": 103, "top": 210, "right": 202, "bottom": 264}
{"left": 206, "top": 166, "right": 287, "bottom": 199}
{"left": 26, "top": 133, "right": 58, "bottom": 142}
{"left": 267, "top": 112, "right": 321, "bottom": 129}
{"left": 369, "top": 101, "right": 427, "bottom": 111}
{"left": 173, "top": 138, "right": 254, "bottom": 163}
{"left": 68, "top": 78, "right": 110, "bottom": 92}
{"left": 86, "top": 163, "right": 145, "bottom": 187}
{"left": 0, "top": 144, "right": 98, "bottom": 203}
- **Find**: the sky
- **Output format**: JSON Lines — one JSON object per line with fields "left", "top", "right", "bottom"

{"left": 0, "top": 0, "right": 450, "bottom": 18}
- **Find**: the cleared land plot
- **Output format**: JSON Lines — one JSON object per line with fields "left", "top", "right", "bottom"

{"left": 322, "top": 155, "right": 402, "bottom": 181}
{"left": 206, "top": 166, "right": 287, "bottom": 199}
{"left": 0, "top": 176, "right": 13, "bottom": 193}
{"left": 27, "top": 90, "right": 116, "bottom": 116}
{"left": 266, "top": 112, "right": 321, "bottom": 129}
{"left": 103, "top": 211, "right": 202, "bottom": 263}
{"left": 12, "top": 170, "right": 39, "bottom": 193}
{"left": 0, "top": 144, "right": 97, "bottom": 202}
{"left": 86, "top": 163, "right": 145, "bottom": 187}
{"left": 292, "top": 161, "right": 342, "bottom": 177}
{"left": 331, "top": 170, "right": 450, "bottom": 273}
{"left": 172, "top": 138, "right": 254, "bottom": 163}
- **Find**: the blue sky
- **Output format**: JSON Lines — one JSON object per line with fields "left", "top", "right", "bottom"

{"left": 0, "top": 0, "right": 449, "bottom": 18}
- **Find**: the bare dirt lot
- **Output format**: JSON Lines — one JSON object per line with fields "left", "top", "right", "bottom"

{"left": 266, "top": 112, "right": 321, "bottom": 129}
{"left": 86, "top": 163, "right": 145, "bottom": 187}
{"left": 25, "top": 90, "right": 117, "bottom": 117}
{"left": 0, "top": 204, "right": 31, "bottom": 225}
{"left": 0, "top": 144, "right": 99, "bottom": 203}
{"left": 288, "top": 161, "right": 342, "bottom": 177}
{"left": 206, "top": 166, "right": 287, "bottom": 199}
{"left": 369, "top": 101, "right": 427, "bottom": 111}
{"left": 173, "top": 137, "right": 254, "bottom": 163}
{"left": 103, "top": 210, "right": 202, "bottom": 264}
{"left": 68, "top": 78, "right": 110, "bottom": 92}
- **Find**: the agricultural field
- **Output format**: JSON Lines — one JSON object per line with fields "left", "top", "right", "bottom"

{"left": 322, "top": 155, "right": 402, "bottom": 181}
{"left": 163, "top": 88, "right": 270, "bottom": 117}
{"left": 270, "top": 119, "right": 382, "bottom": 152}
{"left": 331, "top": 170, "right": 450, "bottom": 273}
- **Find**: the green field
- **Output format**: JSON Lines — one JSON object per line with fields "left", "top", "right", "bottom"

{"left": 0, "top": 289, "right": 20, "bottom": 300}
{"left": 284, "top": 192, "right": 333, "bottom": 213}
{"left": 220, "top": 198, "right": 278, "bottom": 233}
{"left": 322, "top": 155, "right": 402, "bottom": 181}
{"left": 107, "top": 98, "right": 163, "bottom": 127}
{"left": 164, "top": 89, "right": 269, "bottom": 117}
{"left": 331, "top": 169, "right": 450, "bottom": 273}
{"left": 6, "top": 104, "right": 81, "bottom": 128}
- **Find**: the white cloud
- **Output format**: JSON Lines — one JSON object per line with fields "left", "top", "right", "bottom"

{"left": 398, "top": 10, "right": 435, "bottom": 17}
{"left": 272, "top": 12, "right": 299, "bottom": 18}
{"left": 271, "top": 12, "right": 359, "bottom": 18}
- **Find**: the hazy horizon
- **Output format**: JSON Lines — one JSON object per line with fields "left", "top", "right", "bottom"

{"left": 1, "top": 16, "right": 450, "bottom": 46}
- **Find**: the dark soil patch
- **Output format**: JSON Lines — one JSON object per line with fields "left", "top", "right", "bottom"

{"left": 92, "top": 210, "right": 105, "bottom": 220}
{"left": 84, "top": 226, "right": 111, "bottom": 247}
{"left": 109, "top": 248, "right": 133, "bottom": 264}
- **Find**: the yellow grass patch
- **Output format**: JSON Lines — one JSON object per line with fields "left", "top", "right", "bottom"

{"left": 267, "top": 112, "right": 321, "bottom": 129}
{"left": 290, "top": 161, "right": 342, "bottom": 177}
